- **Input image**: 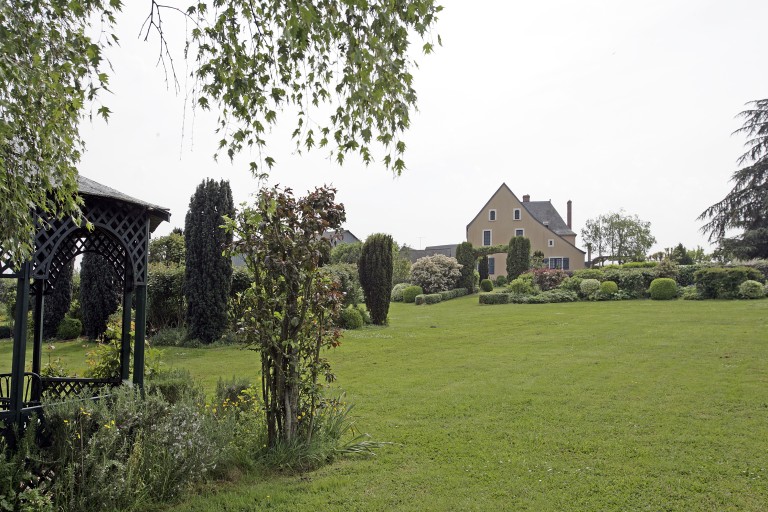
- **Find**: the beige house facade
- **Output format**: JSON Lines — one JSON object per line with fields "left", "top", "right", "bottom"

{"left": 466, "top": 183, "right": 586, "bottom": 277}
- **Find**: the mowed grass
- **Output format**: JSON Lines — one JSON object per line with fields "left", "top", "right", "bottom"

{"left": 3, "top": 298, "right": 768, "bottom": 510}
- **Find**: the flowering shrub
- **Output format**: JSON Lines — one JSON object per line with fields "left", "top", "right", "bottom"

{"left": 738, "top": 280, "right": 765, "bottom": 299}
{"left": 409, "top": 254, "right": 462, "bottom": 294}
{"left": 528, "top": 269, "right": 568, "bottom": 291}
{"left": 579, "top": 279, "right": 601, "bottom": 299}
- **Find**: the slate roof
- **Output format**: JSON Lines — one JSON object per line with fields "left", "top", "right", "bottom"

{"left": 522, "top": 201, "right": 576, "bottom": 237}
{"left": 78, "top": 175, "right": 171, "bottom": 231}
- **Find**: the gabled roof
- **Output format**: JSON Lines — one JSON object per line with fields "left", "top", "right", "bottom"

{"left": 466, "top": 183, "right": 517, "bottom": 231}
{"left": 523, "top": 201, "right": 576, "bottom": 237}
{"left": 78, "top": 175, "right": 171, "bottom": 231}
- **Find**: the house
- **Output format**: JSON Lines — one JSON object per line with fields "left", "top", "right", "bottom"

{"left": 466, "top": 183, "right": 586, "bottom": 277}
{"left": 400, "top": 244, "right": 459, "bottom": 263}
{"left": 322, "top": 229, "right": 361, "bottom": 246}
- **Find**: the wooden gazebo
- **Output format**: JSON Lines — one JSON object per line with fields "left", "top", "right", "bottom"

{"left": 0, "top": 176, "right": 169, "bottom": 429}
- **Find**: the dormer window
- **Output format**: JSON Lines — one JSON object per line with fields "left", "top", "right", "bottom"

{"left": 513, "top": 208, "right": 521, "bottom": 221}
{"left": 489, "top": 209, "right": 496, "bottom": 221}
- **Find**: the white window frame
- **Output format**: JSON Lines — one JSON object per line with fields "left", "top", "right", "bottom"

{"left": 483, "top": 229, "right": 492, "bottom": 246}
{"left": 513, "top": 208, "right": 521, "bottom": 221}
{"left": 548, "top": 239, "right": 555, "bottom": 247}
{"left": 515, "top": 228, "right": 524, "bottom": 237}
{"left": 489, "top": 209, "right": 497, "bottom": 221}
{"left": 488, "top": 256, "right": 495, "bottom": 275}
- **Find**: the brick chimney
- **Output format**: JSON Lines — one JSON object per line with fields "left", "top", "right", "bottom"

{"left": 522, "top": 194, "right": 530, "bottom": 202}
{"left": 567, "top": 200, "right": 572, "bottom": 229}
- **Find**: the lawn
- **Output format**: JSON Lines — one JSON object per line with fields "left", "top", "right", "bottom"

{"left": 2, "top": 297, "right": 767, "bottom": 510}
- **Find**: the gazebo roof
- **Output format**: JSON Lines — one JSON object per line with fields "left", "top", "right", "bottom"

{"left": 78, "top": 175, "right": 171, "bottom": 231}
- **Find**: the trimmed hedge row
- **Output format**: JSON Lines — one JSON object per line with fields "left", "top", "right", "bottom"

{"left": 480, "top": 289, "right": 578, "bottom": 305}
{"left": 414, "top": 288, "right": 469, "bottom": 305}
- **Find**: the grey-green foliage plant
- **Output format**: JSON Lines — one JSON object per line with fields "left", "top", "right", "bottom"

{"left": 579, "top": 278, "right": 601, "bottom": 299}
{"left": 738, "top": 280, "right": 765, "bottom": 299}
{"left": 506, "top": 236, "right": 531, "bottom": 279}
{"left": 455, "top": 242, "right": 477, "bottom": 294}
{"left": 80, "top": 253, "right": 120, "bottom": 340}
{"left": 359, "top": 234, "right": 394, "bottom": 325}
{"left": 185, "top": 179, "right": 235, "bottom": 344}
{"left": 1, "top": 1, "right": 441, "bottom": 271}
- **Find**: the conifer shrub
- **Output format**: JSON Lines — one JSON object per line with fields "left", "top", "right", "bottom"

{"left": 478, "top": 256, "right": 489, "bottom": 281}
{"left": 56, "top": 317, "right": 82, "bottom": 340}
{"left": 738, "top": 280, "right": 765, "bottom": 299}
{"left": 455, "top": 241, "right": 477, "bottom": 294}
{"left": 480, "top": 279, "right": 493, "bottom": 292}
{"left": 0, "top": 325, "right": 11, "bottom": 339}
{"left": 506, "top": 236, "right": 531, "bottom": 279}
{"left": 359, "top": 233, "right": 394, "bottom": 324}
{"left": 649, "top": 278, "right": 678, "bottom": 300}
{"left": 402, "top": 285, "right": 423, "bottom": 304}
{"left": 338, "top": 306, "right": 364, "bottom": 329}
{"left": 494, "top": 275, "right": 507, "bottom": 286}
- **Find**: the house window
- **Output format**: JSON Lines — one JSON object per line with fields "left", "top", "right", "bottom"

{"left": 548, "top": 239, "right": 554, "bottom": 247}
{"left": 515, "top": 229, "right": 524, "bottom": 237}
{"left": 489, "top": 209, "right": 496, "bottom": 221}
{"left": 483, "top": 230, "right": 492, "bottom": 246}
{"left": 549, "top": 257, "right": 563, "bottom": 270}
{"left": 563, "top": 258, "right": 570, "bottom": 270}
{"left": 513, "top": 208, "right": 521, "bottom": 221}
{"left": 488, "top": 257, "right": 495, "bottom": 275}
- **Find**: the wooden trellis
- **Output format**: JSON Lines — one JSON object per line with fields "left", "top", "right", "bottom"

{"left": 0, "top": 176, "right": 169, "bottom": 432}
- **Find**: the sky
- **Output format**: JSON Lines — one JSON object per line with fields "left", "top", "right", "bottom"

{"left": 78, "top": 1, "right": 768, "bottom": 255}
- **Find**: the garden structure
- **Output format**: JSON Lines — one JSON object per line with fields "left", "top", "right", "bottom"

{"left": 0, "top": 176, "right": 169, "bottom": 433}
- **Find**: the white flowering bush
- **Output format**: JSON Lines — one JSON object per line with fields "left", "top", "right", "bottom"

{"left": 409, "top": 255, "right": 463, "bottom": 294}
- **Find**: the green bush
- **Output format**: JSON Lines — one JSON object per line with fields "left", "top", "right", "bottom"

{"left": 649, "top": 278, "right": 677, "bottom": 300}
{"left": 529, "top": 269, "right": 568, "bottom": 291}
{"left": 0, "top": 325, "right": 11, "bottom": 339}
{"left": 738, "top": 280, "right": 765, "bottom": 299}
{"left": 437, "top": 288, "right": 469, "bottom": 301}
{"left": 147, "top": 263, "right": 185, "bottom": 330}
{"left": 150, "top": 327, "right": 188, "bottom": 347}
{"left": 494, "top": 275, "right": 507, "bottom": 286}
{"left": 600, "top": 280, "right": 618, "bottom": 295}
{"left": 390, "top": 282, "right": 411, "bottom": 302}
{"left": 573, "top": 268, "right": 604, "bottom": 280}
{"left": 480, "top": 279, "right": 493, "bottom": 292}
{"left": 694, "top": 266, "right": 764, "bottom": 299}
{"left": 415, "top": 293, "right": 442, "bottom": 305}
{"left": 680, "top": 285, "right": 702, "bottom": 300}
{"left": 676, "top": 265, "right": 701, "bottom": 287}
{"left": 402, "top": 285, "right": 423, "bottom": 303}
{"left": 558, "top": 276, "right": 582, "bottom": 293}
{"left": 56, "top": 316, "right": 82, "bottom": 340}
{"left": 321, "top": 263, "right": 363, "bottom": 308}
{"left": 359, "top": 233, "right": 394, "bottom": 325}
{"left": 148, "top": 368, "right": 204, "bottom": 405}
{"left": 508, "top": 277, "right": 535, "bottom": 295}
{"left": 479, "top": 293, "right": 509, "bottom": 305}
{"left": 508, "top": 289, "right": 578, "bottom": 304}
{"left": 579, "top": 278, "right": 601, "bottom": 299}
{"left": 338, "top": 306, "right": 364, "bottom": 329}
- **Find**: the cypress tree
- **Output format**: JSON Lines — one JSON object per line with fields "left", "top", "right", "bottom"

{"left": 478, "top": 255, "right": 489, "bottom": 281}
{"left": 455, "top": 242, "right": 476, "bottom": 294}
{"left": 43, "top": 259, "right": 74, "bottom": 338}
{"left": 358, "top": 233, "right": 393, "bottom": 325}
{"left": 506, "top": 236, "right": 531, "bottom": 279}
{"left": 184, "top": 179, "right": 235, "bottom": 343}
{"left": 80, "top": 253, "right": 120, "bottom": 339}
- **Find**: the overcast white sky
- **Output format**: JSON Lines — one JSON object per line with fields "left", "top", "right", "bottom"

{"left": 78, "top": 1, "right": 768, "bottom": 255}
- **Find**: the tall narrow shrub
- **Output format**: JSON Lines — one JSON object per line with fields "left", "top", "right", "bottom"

{"left": 80, "top": 253, "right": 120, "bottom": 339}
{"left": 184, "top": 179, "right": 235, "bottom": 343}
{"left": 359, "top": 233, "right": 393, "bottom": 325}
{"left": 455, "top": 242, "right": 476, "bottom": 294}
{"left": 506, "top": 236, "right": 531, "bottom": 279}
{"left": 478, "top": 255, "right": 489, "bottom": 281}
{"left": 43, "top": 259, "right": 74, "bottom": 338}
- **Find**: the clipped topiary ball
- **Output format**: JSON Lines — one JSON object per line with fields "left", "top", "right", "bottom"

{"left": 480, "top": 279, "right": 493, "bottom": 292}
{"left": 600, "top": 280, "right": 618, "bottom": 295}
{"left": 390, "top": 282, "right": 411, "bottom": 302}
{"left": 56, "top": 316, "right": 82, "bottom": 340}
{"left": 649, "top": 278, "right": 677, "bottom": 300}
{"left": 579, "top": 278, "right": 601, "bottom": 298}
{"left": 738, "top": 280, "right": 765, "bottom": 300}
{"left": 402, "top": 285, "right": 423, "bottom": 304}
{"left": 494, "top": 275, "right": 507, "bottom": 286}
{"left": 338, "top": 307, "right": 364, "bottom": 329}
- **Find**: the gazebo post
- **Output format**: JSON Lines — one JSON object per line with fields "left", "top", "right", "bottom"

{"left": 10, "top": 263, "right": 31, "bottom": 428}
{"left": 133, "top": 284, "right": 147, "bottom": 389}
{"left": 120, "top": 282, "right": 132, "bottom": 382}
{"left": 31, "top": 280, "right": 44, "bottom": 376}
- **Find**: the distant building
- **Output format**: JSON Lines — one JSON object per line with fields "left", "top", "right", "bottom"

{"left": 322, "top": 229, "right": 361, "bottom": 246}
{"left": 466, "top": 183, "right": 585, "bottom": 277}
{"left": 400, "top": 244, "right": 460, "bottom": 263}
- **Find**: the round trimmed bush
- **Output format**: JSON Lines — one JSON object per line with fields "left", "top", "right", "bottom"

{"left": 338, "top": 307, "right": 364, "bottom": 329}
{"left": 56, "top": 316, "right": 82, "bottom": 340}
{"left": 494, "top": 275, "right": 507, "bottom": 286}
{"left": 390, "top": 282, "right": 411, "bottom": 302}
{"left": 0, "top": 325, "right": 11, "bottom": 340}
{"left": 579, "top": 278, "right": 601, "bottom": 298}
{"left": 649, "top": 278, "right": 677, "bottom": 300}
{"left": 508, "top": 278, "right": 535, "bottom": 295}
{"left": 402, "top": 285, "right": 423, "bottom": 304}
{"left": 600, "top": 280, "right": 618, "bottom": 295}
{"left": 739, "top": 280, "right": 765, "bottom": 300}
{"left": 480, "top": 279, "right": 493, "bottom": 292}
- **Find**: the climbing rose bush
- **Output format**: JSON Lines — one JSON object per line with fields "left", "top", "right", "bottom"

{"left": 409, "top": 255, "right": 462, "bottom": 294}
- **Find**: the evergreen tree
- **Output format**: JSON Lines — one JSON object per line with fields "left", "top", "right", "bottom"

{"left": 185, "top": 179, "right": 235, "bottom": 343}
{"left": 43, "top": 259, "right": 74, "bottom": 338}
{"left": 478, "top": 256, "right": 489, "bottom": 281}
{"left": 80, "top": 253, "right": 120, "bottom": 340}
{"left": 455, "top": 242, "right": 476, "bottom": 294}
{"left": 358, "top": 234, "right": 394, "bottom": 325}
{"left": 506, "top": 236, "right": 531, "bottom": 279}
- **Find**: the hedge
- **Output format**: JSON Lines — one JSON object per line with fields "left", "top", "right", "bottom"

{"left": 415, "top": 293, "right": 442, "bottom": 305}
{"left": 694, "top": 266, "right": 763, "bottom": 299}
{"left": 479, "top": 293, "right": 509, "bottom": 305}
